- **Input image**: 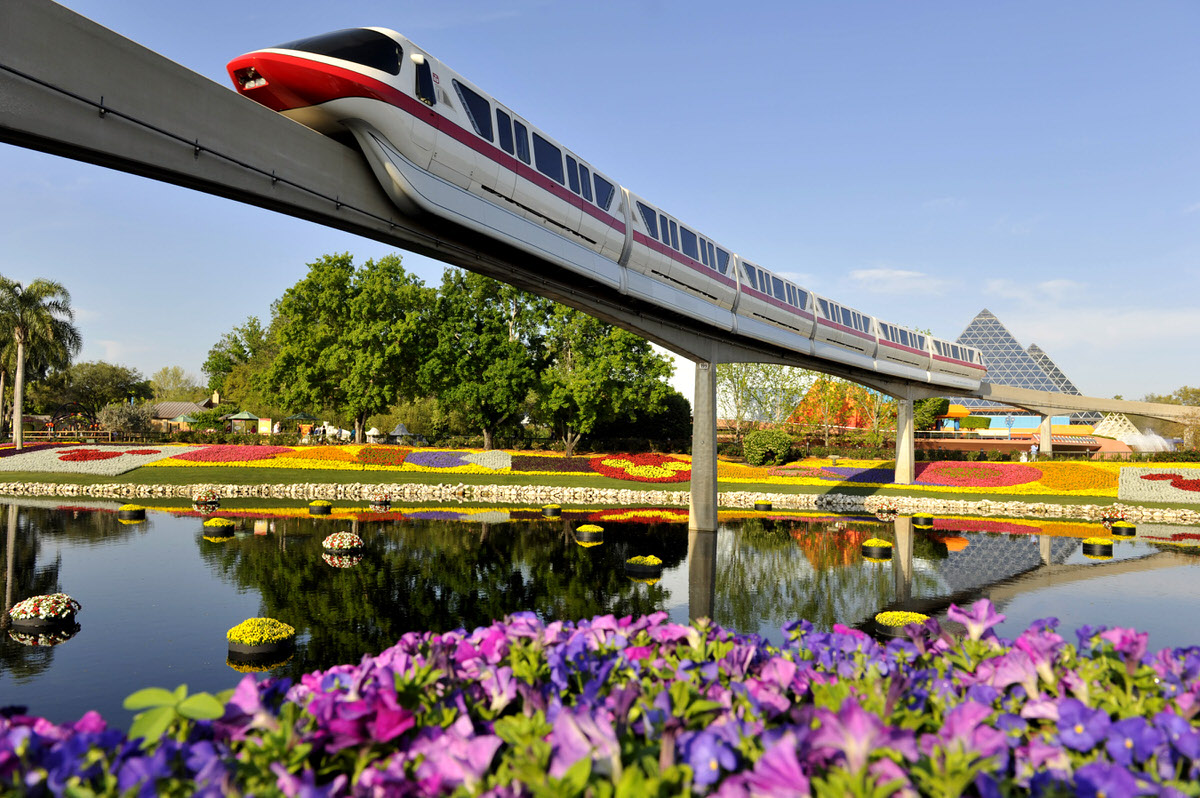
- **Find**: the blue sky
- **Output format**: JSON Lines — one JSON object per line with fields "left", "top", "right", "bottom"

{"left": 1, "top": 0, "right": 1196, "bottom": 405}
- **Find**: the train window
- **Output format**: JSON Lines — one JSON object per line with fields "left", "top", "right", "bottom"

{"left": 680, "top": 227, "right": 699, "bottom": 260}
{"left": 452, "top": 80, "right": 493, "bottom": 141}
{"left": 593, "top": 174, "right": 615, "bottom": 210}
{"left": 742, "top": 263, "right": 758, "bottom": 290}
{"left": 637, "top": 202, "right": 658, "bottom": 239}
{"left": 786, "top": 284, "right": 796, "bottom": 305}
{"left": 578, "top": 164, "right": 592, "bottom": 201}
{"left": 716, "top": 249, "right": 729, "bottom": 274}
{"left": 758, "top": 270, "right": 771, "bottom": 297}
{"left": 668, "top": 221, "right": 679, "bottom": 250}
{"left": 699, "top": 238, "right": 709, "bottom": 266}
{"left": 565, "top": 155, "right": 580, "bottom": 194}
{"left": 513, "top": 120, "right": 531, "bottom": 164}
{"left": 771, "top": 276, "right": 785, "bottom": 299}
{"left": 532, "top": 133, "right": 564, "bottom": 184}
{"left": 496, "top": 110, "right": 514, "bottom": 154}
{"left": 414, "top": 57, "right": 436, "bottom": 106}
{"left": 898, "top": 329, "right": 908, "bottom": 346}
{"left": 795, "top": 287, "right": 808, "bottom": 310}
{"left": 818, "top": 298, "right": 831, "bottom": 318}
{"left": 278, "top": 29, "right": 402, "bottom": 75}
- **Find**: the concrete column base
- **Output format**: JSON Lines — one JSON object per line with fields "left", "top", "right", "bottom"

{"left": 1038, "top": 415, "right": 1053, "bottom": 456}
{"left": 689, "top": 360, "right": 718, "bottom": 532}
{"left": 894, "top": 396, "right": 915, "bottom": 484}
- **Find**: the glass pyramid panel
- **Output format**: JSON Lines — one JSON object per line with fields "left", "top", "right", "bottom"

{"left": 1026, "top": 344, "right": 1102, "bottom": 424}
{"left": 952, "top": 309, "right": 1062, "bottom": 408}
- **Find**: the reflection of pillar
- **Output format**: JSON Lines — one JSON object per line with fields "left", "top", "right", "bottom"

{"left": 893, "top": 515, "right": 913, "bottom": 603}
{"left": 1039, "top": 534, "right": 1052, "bottom": 565}
{"left": 688, "top": 528, "right": 718, "bottom": 622}
{"left": 894, "top": 396, "right": 915, "bottom": 485}
{"left": 689, "top": 361, "right": 718, "bottom": 532}
{"left": 3, "top": 504, "right": 16, "bottom": 629}
{"left": 1038, "top": 415, "right": 1053, "bottom": 456}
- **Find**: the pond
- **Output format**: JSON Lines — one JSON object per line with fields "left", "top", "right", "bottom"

{"left": 2, "top": 499, "right": 1198, "bottom": 724}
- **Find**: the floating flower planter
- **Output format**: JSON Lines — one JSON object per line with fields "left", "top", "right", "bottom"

{"left": 912, "top": 513, "right": 934, "bottom": 528}
{"left": 322, "top": 532, "right": 364, "bottom": 552}
{"left": 322, "top": 552, "right": 363, "bottom": 569}
{"left": 754, "top": 500, "right": 772, "bottom": 512}
{"left": 227, "top": 617, "right": 295, "bottom": 659}
{"left": 574, "top": 523, "right": 604, "bottom": 544}
{"left": 308, "top": 500, "right": 333, "bottom": 516}
{"left": 1110, "top": 521, "right": 1136, "bottom": 538}
{"left": 8, "top": 593, "right": 81, "bottom": 631}
{"left": 201, "top": 518, "right": 235, "bottom": 540}
{"left": 368, "top": 488, "right": 391, "bottom": 511}
{"left": 542, "top": 504, "right": 561, "bottom": 518}
{"left": 861, "top": 538, "right": 894, "bottom": 560}
{"left": 116, "top": 504, "right": 146, "bottom": 522}
{"left": 624, "top": 555, "right": 663, "bottom": 579}
{"left": 873, "top": 610, "right": 930, "bottom": 638}
{"left": 1082, "top": 537, "right": 1114, "bottom": 558}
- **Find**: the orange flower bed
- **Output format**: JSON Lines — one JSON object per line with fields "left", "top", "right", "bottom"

{"left": 1034, "top": 463, "right": 1118, "bottom": 493}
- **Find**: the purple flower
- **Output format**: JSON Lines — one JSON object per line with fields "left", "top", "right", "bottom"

{"left": 738, "top": 731, "right": 810, "bottom": 797}
{"left": 1076, "top": 624, "right": 1108, "bottom": 653}
{"left": 947, "top": 599, "right": 1005, "bottom": 641}
{"left": 1073, "top": 761, "right": 1140, "bottom": 798}
{"left": 1057, "top": 699, "right": 1111, "bottom": 751}
{"left": 1014, "top": 627, "right": 1065, "bottom": 688}
{"left": 1105, "top": 717, "right": 1164, "bottom": 766}
{"left": 679, "top": 730, "right": 738, "bottom": 786}
{"left": 548, "top": 706, "right": 619, "bottom": 778}
{"left": 1100, "top": 627, "right": 1149, "bottom": 675}
{"left": 412, "top": 715, "right": 503, "bottom": 791}
{"left": 270, "top": 765, "right": 347, "bottom": 798}
{"left": 810, "top": 698, "right": 916, "bottom": 774}
{"left": 1154, "top": 711, "right": 1200, "bottom": 759}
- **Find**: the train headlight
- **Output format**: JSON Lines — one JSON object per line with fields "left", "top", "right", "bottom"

{"left": 234, "top": 67, "right": 267, "bottom": 90}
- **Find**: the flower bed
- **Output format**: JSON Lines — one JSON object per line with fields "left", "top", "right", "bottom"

{"left": 1119, "top": 466, "right": 1200, "bottom": 504}
{"left": 171, "top": 445, "right": 294, "bottom": 463}
{"left": 590, "top": 453, "right": 691, "bottom": 483}
{"left": 0, "top": 445, "right": 191, "bottom": 476}
{"left": 3, "top": 600, "right": 1199, "bottom": 795}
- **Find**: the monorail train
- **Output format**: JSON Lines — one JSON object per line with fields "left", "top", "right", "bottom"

{"left": 227, "top": 28, "right": 987, "bottom": 390}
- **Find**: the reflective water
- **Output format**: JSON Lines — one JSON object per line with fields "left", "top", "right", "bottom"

{"left": 2, "top": 500, "right": 1198, "bottom": 724}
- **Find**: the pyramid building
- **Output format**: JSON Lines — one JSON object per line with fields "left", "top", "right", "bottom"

{"left": 952, "top": 309, "right": 1095, "bottom": 423}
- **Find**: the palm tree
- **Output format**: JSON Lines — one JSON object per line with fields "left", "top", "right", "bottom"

{"left": 0, "top": 279, "right": 83, "bottom": 449}
{"left": 0, "top": 327, "right": 76, "bottom": 440}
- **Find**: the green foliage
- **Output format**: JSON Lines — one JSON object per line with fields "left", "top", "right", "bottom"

{"left": 958, "top": 416, "right": 992, "bottom": 430}
{"left": 97, "top": 401, "right": 154, "bottom": 434}
{"left": 32, "top": 361, "right": 152, "bottom": 416}
{"left": 149, "top": 366, "right": 206, "bottom": 403}
{"left": 913, "top": 397, "right": 950, "bottom": 431}
{"left": 202, "top": 316, "right": 271, "bottom": 396}
{"left": 536, "top": 305, "right": 673, "bottom": 456}
{"left": 263, "top": 253, "right": 432, "bottom": 443}
{"left": 743, "top": 429, "right": 793, "bottom": 466}
{"left": 123, "top": 684, "right": 227, "bottom": 749}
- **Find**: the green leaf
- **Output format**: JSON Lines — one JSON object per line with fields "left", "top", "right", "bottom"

{"left": 128, "top": 705, "right": 176, "bottom": 748}
{"left": 123, "top": 687, "right": 179, "bottom": 711}
{"left": 177, "top": 692, "right": 225, "bottom": 720}
{"left": 172, "top": 684, "right": 188, "bottom": 703}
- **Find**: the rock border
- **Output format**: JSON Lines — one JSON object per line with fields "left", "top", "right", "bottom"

{"left": 0, "top": 481, "right": 1195, "bottom": 525}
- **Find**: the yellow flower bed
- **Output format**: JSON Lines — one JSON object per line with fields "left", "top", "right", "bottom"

{"left": 227, "top": 617, "right": 294, "bottom": 646}
{"left": 875, "top": 611, "right": 930, "bottom": 627}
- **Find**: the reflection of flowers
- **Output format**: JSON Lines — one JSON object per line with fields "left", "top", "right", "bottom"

{"left": 227, "top": 653, "right": 293, "bottom": 672}
{"left": 322, "top": 553, "right": 363, "bottom": 568}
{"left": 192, "top": 488, "right": 220, "bottom": 503}
{"left": 9, "top": 625, "right": 80, "bottom": 647}
{"left": 9, "top": 593, "right": 82, "bottom": 621}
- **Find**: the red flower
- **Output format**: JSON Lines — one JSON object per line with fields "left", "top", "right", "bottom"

{"left": 590, "top": 453, "right": 691, "bottom": 483}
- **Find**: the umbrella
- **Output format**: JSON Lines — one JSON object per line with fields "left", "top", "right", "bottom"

{"left": 284, "top": 412, "right": 318, "bottom": 421}
{"left": 227, "top": 411, "right": 260, "bottom": 420}
{"left": 170, "top": 414, "right": 197, "bottom": 423}
{"left": 389, "top": 423, "right": 413, "bottom": 437}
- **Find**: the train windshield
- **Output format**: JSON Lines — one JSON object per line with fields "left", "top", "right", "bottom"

{"left": 276, "top": 29, "right": 402, "bottom": 75}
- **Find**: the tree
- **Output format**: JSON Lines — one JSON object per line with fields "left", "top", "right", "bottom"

{"left": 97, "top": 402, "right": 154, "bottom": 435}
{"left": 30, "top": 361, "right": 151, "bottom": 418}
{"left": 263, "top": 253, "right": 431, "bottom": 443}
{"left": 202, "top": 316, "right": 271, "bottom": 396}
{"left": 913, "top": 397, "right": 950, "bottom": 431}
{"left": 846, "top": 384, "right": 897, "bottom": 446}
{"left": 150, "top": 366, "right": 206, "bottom": 403}
{"left": 716, "top": 363, "right": 816, "bottom": 441}
{"left": 421, "top": 270, "right": 546, "bottom": 450}
{"left": 0, "top": 279, "right": 83, "bottom": 448}
{"left": 536, "top": 306, "right": 673, "bottom": 456}
{"left": 798, "top": 376, "right": 851, "bottom": 446}
{"left": 0, "top": 320, "right": 76, "bottom": 440}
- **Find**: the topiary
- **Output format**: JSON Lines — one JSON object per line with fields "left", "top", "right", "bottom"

{"left": 743, "top": 429, "right": 794, "bottom": 466}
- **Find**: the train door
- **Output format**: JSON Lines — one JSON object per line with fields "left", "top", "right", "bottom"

{"left": 491, "top": 105, "right": 518, "bottom": 201}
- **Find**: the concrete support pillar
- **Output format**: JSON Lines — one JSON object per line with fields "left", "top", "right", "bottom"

{"left": 1038, "top": 415, "right": 1054, "bottom": 457}
{"left": 689, "top": 361, "right": 718, "bottom": 532}
{"left": 892, "top": 515, "right": 913, "bottom": 604}
{"left": 688, "top": 528, "right": 718, "bottom": 622}
{"left": 894, "top": 396, "right": 915, "bottom": 485}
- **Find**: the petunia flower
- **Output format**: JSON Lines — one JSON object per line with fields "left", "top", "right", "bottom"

{"left": 1057, "top": 699, "right": 1111, "bottom": 751}
{"left": 1105, "top": 717, "right": 1164, "bottom": 766}
{"left": 548, "top": 705, "right": 619, "bottom": 779}
{"left": 946, "top": 599, "right": 1005, "bottom": 641}
{"left": 679, "top": 729, "right": 739, "bottom": 786}
{"left": 1099, "top": 627, "right": 1149, "bottom": 675}
{"left": 1072, "top": 761, "right": 1140, "bottom": 798}
{"left": 810, "top": 698, "right": 916, "bottom": 774}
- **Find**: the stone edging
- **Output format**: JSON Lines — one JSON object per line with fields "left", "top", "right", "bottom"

{"left": 0, "top": 481, "right": 1196, "bottom": 525}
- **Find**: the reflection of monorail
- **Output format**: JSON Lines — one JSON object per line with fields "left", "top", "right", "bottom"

{"left": 228, "top": 29, "right": 987, "bottom": 390}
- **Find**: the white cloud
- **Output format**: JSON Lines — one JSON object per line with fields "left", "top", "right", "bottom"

{"left": 1183, "top": 202, "right": 1200, "bottom": 215}
{"left": 850, "top": 267, "right": 947, "bottom": 296}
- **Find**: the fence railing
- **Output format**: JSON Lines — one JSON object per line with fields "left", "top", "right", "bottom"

{"left": 19, "top": 430, "right": 113, "bottom": 443}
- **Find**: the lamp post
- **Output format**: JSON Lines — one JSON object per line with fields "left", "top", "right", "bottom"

{"left": 1005, "top": 414, "right": 1014, "bottom": 439}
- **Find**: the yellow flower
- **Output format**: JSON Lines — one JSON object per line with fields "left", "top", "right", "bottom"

{"left": 203, "top": 518, "right": 235, "bottom": 528}
{"left": 227, "top": 618, "right": 295, "bottom": 646}
{"left": 875, "top": 611, "right": 930, "bottom": 627}
{"left": 1083, "top": 537, "right": 1112, "bottom": 545}
{"left": 863, "top": 538, "right": 893, "bottom": 548}
{"left": 626, "top": 555, "right": 662, "bottom": 567}
{"left": 576, "top": 524, "right": 604, "bottom": 533}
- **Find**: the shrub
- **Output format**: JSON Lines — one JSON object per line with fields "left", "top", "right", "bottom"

{"left": 97, "top": 402, "right": 154, "bottom": 435}
{"left": 743, "top": 429, "right": 793, "bottom": 466}
{"left": 959, "top": 416, "right": 992, "bottom": 430}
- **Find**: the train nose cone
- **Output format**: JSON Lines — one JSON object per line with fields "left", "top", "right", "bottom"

{"left": 227, "top": 52, "right": 338, "bottom": 113}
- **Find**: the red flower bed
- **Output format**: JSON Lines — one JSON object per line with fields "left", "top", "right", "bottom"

{"left": 58, "top": 449, "right": 121, "bottom": 462}
{"left": 589, "top": 453, "right": 691, "bottom": 483}
{"left": 354, "top": 447, "right": 411, "bottom": 467}
{"left": 916, "top": 461, "right": 1042, "bottom": 488}
{"left": 1142, "top": 473, "right": 1200, "bottom": 493}
{"left": 171, "top": 445, "right": 293, "bottom": 463}
{"left": 123, "top": 449, "right": 161, "bottom": 456}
